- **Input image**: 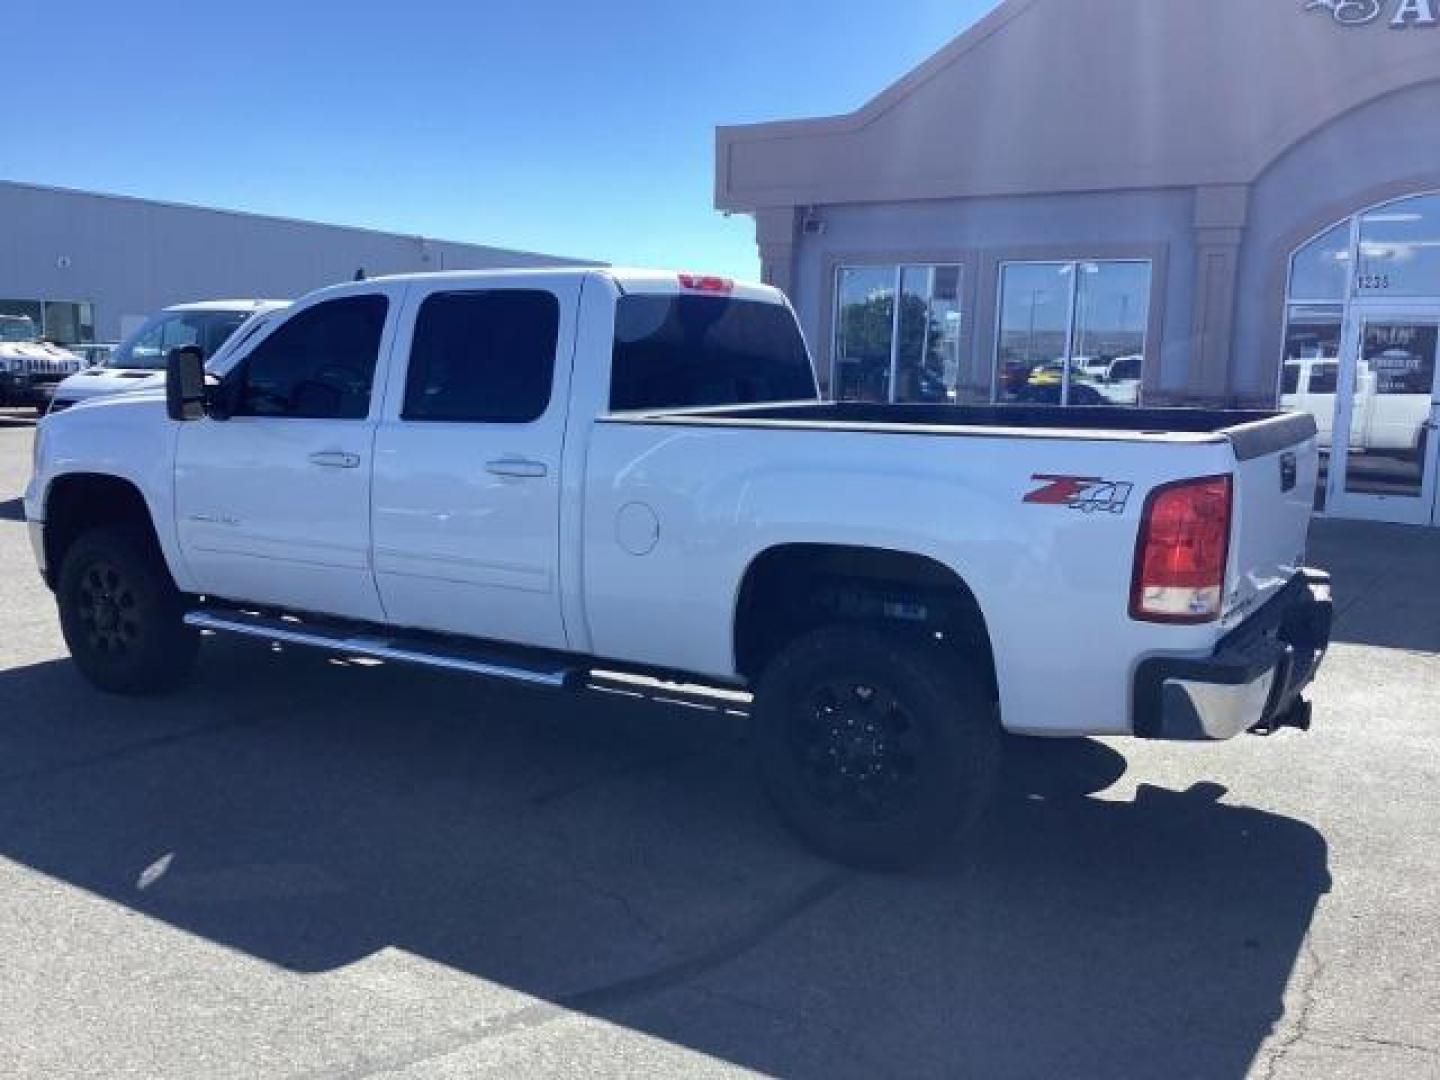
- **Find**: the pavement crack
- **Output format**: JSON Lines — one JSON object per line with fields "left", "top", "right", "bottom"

{"left": 1257, "top": 933, "right": 1326, "bottom": 1080}
{"left": 559, "top": 869, "right": 848, "bottom": 1014}
{"left": 1351, "top": 1033, "right": 1440, "bottom": 1056}
{"left": 545, "top": 822, "right": 669, "bottom": 950}
{"left": 313, "top": 870, "right": 849, "bottom": 1080}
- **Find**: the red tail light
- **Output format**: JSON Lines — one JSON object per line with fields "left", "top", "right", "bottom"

{"left": 1130, "top": 475, "right": 1233, "bottom": 624}
{"left": 678, "top": 273, "right": 734, "bottom": 294}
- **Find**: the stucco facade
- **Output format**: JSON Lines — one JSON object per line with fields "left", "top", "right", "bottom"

{"left": 0, "top": 181, "right": 593, "bottom": 344}
{"left": 716, "top": 0, "right": 1440, "bottom": 409}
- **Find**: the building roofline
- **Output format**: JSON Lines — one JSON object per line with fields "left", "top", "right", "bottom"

{"left": 716, "top": 0, "right": 1035, "bottom": 145}
{"left": 0, "top": 177, "right": 602, "bottom": 266}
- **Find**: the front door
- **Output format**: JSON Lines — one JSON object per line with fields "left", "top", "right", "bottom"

{"left": 175, "top": 289, "right": 401, "bottom": 621}
{"left": 1327, "top": 306, "right": 1440, "bottom": 526}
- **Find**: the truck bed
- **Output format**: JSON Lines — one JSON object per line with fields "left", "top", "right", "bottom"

{"left": 605, "top": 403, "right": 1317, "bottom": 461}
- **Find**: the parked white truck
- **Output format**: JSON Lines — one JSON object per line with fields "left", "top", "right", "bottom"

{"left": 1281, "top": 355, "right": 1432, "bottom": 460}
{"left": 25, "top": 268, "right": 1332, "bottom": 868}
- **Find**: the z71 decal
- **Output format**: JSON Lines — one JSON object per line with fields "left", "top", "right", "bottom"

{"left": 1025, "top": 475, "right": 1135, "bottom": 515}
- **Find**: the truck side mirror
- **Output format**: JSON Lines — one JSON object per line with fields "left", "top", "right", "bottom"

{"left": 165, "top": 346, "right": 207, "bottom": 421}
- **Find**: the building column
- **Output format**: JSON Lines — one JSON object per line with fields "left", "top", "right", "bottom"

{"left": 1187, "top": 184, "right": 1250, "bottom": 406}
{"left": 753, "top": 206, "right": 801, "bottom": 297}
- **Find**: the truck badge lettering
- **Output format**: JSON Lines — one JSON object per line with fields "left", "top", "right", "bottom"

{"left": 1025, "top": 475, "right": 1135, "bottom": 515}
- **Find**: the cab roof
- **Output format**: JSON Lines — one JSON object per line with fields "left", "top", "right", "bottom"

{"left": 163, "top": 299, "right": 290, "bottom": 313}
{"left": 358, "top": 267, "right": 785, "bottom": 304}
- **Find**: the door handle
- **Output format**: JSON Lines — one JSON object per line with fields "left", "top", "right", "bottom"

{"left": 485, "top": 457, "right": 548, "bottom": 479}
{"left": 309, "top": 451, "right": 362, "bottom": 469}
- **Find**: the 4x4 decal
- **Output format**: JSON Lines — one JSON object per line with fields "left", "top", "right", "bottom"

{"left": 1025, "top": 475, "right": 1135, "bottom": 515}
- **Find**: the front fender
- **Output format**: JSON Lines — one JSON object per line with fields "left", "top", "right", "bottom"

{"left": 28, "top": 393, "right": 192, "bottom": 592}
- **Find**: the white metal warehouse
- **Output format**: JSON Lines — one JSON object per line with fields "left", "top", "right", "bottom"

{"left": 0, "top": 180, "right": 591, "bottom": 346}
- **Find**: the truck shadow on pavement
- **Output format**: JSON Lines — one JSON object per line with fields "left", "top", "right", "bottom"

{"left": 0, "top": 643, "right": 1330, "bottom": 1079}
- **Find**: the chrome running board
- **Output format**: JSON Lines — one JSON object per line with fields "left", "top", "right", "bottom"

{"left": 184, "top": 609, "right": 585, "bottom": 690}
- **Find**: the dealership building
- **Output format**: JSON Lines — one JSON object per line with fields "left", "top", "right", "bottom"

{"left": 718, "top": 0, "right": 1440, "bottom": 525}
{"left": 0, "top": 180, "right": 587, "bottom": 347}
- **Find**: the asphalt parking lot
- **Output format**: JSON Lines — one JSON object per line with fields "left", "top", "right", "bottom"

{"left": 0, "top": 411, "right": 1437, "bottom": 1079}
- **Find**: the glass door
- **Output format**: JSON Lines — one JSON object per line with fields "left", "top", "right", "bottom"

{"left": 1327, "top": 307, "right": 1440, "bottom": 525}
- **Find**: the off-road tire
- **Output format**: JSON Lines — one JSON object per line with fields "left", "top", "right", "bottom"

{"left": 57, "top": 526, "right": 198, "bottom": 695}
{"left": 752, "top": 624, "right": 1000, "bottom": 871}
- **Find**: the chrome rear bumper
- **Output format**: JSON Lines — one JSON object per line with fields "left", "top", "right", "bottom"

{"left": 1134, "top": 570, "right": 1333, "bottom": 742}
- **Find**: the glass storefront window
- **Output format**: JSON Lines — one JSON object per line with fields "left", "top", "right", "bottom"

{"left": 1070, "top": 261, "right": 1151, "bottom": 407}
{"left": 1343, "top": 319, "right": 1438, "bottom": 499}
{"left": 0, "top": 298, "right": 96, "bottom": 345}
{"left": 0, "top": 300, "right": 44, "bottom": 340}
{"left": 1289, "top": 222, "right": 1351, "bottom": 302}
{"left": 995, "top": 260, "right": 1150, "bottom": 407}
{"left": 1282, "top": 192, "right": 1440, "bottom": 522}
{"left": 1279, "top": 304, "right": 1344, "bottom": 510}
{"left": 1281, "top": 305, "right": 1344, "bottom": 366}
{"left": 834, "top": 267, "right": 897, "bottom": 403}
{"left": 995, "top": 263, "right": 1072, "bottom": 405}
{"left": 1356, "top": 194, "right": 1440, "bottom": 299}
{"left": 895, "top": 266, "right": 962, "bottom": 404}
{"left": 833, "top": 264, "right": 963, "bottom": 404}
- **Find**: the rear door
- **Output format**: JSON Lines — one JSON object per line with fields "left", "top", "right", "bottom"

{"left": 370, "top": 276, "right": 581, "bottom": 650}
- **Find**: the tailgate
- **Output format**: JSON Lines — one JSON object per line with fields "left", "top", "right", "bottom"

{"left": 1226, "top": 413, "right": 1320, "bottom": 620}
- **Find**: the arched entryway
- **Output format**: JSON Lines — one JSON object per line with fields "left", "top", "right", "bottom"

{"left": 1281, "top": 192, "right": 1440, "bottom": 525}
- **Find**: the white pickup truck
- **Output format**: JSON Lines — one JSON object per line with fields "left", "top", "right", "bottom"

{"left": 25, "top": 268, "right": 1332, "bottom": 868}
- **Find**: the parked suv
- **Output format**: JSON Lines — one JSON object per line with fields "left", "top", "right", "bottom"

{"left": 0, "top": 315, "right": 83, "bottom": 413}
{"left": 48, "top": 300, "right": 288, "bottom": 414}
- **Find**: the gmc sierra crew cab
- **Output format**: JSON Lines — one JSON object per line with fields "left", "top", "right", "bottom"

{"left": 24, "top": 268, "right": 1332, "bottom": 869}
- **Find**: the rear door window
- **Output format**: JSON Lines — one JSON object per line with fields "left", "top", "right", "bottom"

{"left": 610, "top": 295, "right": 817, "bottom": 412}
{"left": 403, "top": 290, "right": 559, "bottom": 423}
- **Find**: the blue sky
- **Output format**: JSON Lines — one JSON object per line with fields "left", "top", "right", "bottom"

{"left": 2, "top": 0, "right": 993, "bottom": 279}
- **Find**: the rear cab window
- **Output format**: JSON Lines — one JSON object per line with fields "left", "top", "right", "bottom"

{"left": 610, "top": 294, "right": 818, "bottom": 412}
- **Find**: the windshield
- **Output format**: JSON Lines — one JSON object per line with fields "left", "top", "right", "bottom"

{"left": 106, "top": 309, "right": 252, "bottom": 370}
{"left": 0, "top": 316, "right": 37, "bottom": 343}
